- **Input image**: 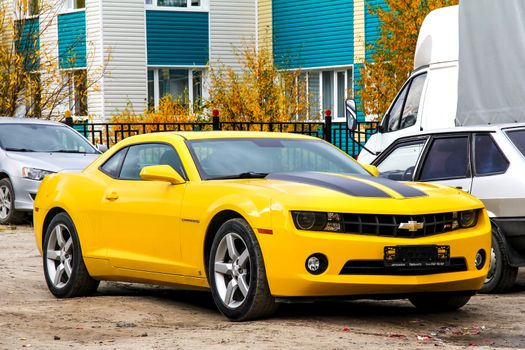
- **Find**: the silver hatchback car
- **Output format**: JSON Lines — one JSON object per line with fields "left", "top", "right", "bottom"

{"left": 0, "top": 118, "right": 100, "bottom": 224}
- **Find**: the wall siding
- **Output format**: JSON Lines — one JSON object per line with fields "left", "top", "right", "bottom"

{"left": 210, "top": 0, "right": 256, "bottom": 71}
{"left": 85, "top": 0, "right": 104, "bottom": 119}
{"left": 258, "top": 0, "right": 272, "bottom": 51}
{"left": 272, "top": 0, "right": 354, "bottom": 69}
{"left": 365, "top": 0, "right": 387, "bottom": 60}
{"left": 146, "top": 10, "right": 209, "bottom": 66}
{"left": 101, "top": 0, "right": 148, "bottom": 117}
{"left": 353, "top": 0, "right": 365, "bottom": 64}
{"left": 58, "top": 11, "right": 87, "bottom": 68}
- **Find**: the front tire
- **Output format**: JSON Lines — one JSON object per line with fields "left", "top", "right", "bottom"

{"left": 480, "top": 227, "right": 518, "bottom": 293}
{"left": 208, "top": 218, "right": 277, "bottom": 321}
{"left": 0, "top": 178, "right": 25, "bottom": 225}
{"left": 43, "top": 213, "right": 99, "bottom": 298}
{"left": 409, "top": 293, "right": 472, "bottom": 312}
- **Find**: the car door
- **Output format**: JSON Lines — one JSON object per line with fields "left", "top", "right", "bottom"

{"left": 374, "top": 137, "right": 429, "bottom": 181}
{"left": 99, "top": 142, "right": 187, "bottom": 274}
{"left": 415, "top": 134, "right": 473, "bottom": 192}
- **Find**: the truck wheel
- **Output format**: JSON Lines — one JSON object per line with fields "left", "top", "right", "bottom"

{"left": 480, "top": 227, "right": 518, "bottom": 294}
{"left": 409, "top": 293, "right": 472, "bottom": 312}
{"left": 208, "top": 218, "right": 278, "bottom": 321}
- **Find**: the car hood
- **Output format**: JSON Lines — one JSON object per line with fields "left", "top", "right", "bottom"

{"left": 6, "top": 151, "right": 100, "bottom": 173}
{"left": 208, "top": 172, "right": 483, "bottom": 214}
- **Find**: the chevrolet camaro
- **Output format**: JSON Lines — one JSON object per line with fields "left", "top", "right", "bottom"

{"left": 34, "top": 132, "right": 491, "bottom": 320}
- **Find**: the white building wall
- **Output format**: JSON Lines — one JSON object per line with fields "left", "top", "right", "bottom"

{"left": 100, "top": 0, "right": 147, "bottom": 118}
{"left": 85, "top": 0, "right": 104, "bottom": 120}
{"left": 209, "top": 0, "right": 257, "bottom": 71}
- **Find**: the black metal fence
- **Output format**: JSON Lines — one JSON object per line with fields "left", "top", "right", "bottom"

{"left": 70, "top": 115, "right": 377, "bottom": 158}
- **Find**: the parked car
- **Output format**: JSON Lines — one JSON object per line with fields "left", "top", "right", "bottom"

{"left": 34, "top": 131, "right": 490, "bottom": 321}
{"left": 0, "top": 118, "right": 101, "bottom": 225}
{"left": 372, "top": 124, "right": 525, "bottom": 293}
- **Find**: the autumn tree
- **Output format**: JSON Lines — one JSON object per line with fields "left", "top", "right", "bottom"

{"left": 208, "top": 45, "right": 308, "bottom": 123}
{"left": 359, "top": 0, "right": 458, "bottom": 118}
{"left": 0, "top": 0, "right": 106, "bottom": 119}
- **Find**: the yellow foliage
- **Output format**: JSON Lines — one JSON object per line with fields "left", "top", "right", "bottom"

{"left": 359, "top": 0, "right": 459, "bottom": 119}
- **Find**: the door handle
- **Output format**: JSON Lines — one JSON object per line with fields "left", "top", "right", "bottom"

{"left": 105, "top": 192, "right": 119, "bottom": 201}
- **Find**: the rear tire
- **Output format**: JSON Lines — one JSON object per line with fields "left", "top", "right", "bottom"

{"left": 208, "top": 218, "right": 277, "bottom": 321}
{"left": 0, "top": 178, "right": 26, "bottom": 225}
{"left": 43, "top": 212, "right": 99, "bottom": 298}
{"left": 409, "top": 293, "right": 472, "bottom": 312}
{"left": 480, "top": 227, "right": 518, "bottom": 294}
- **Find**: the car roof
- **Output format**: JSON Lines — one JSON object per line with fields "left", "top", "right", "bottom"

{"left": 165, "top": 131, "right": 318, "bottom": 141}
{"left": 398, "top": 122, "right": 525, "bottom": 139}
{"left": 0, "top": 117, "right": 65, "bottom": 126}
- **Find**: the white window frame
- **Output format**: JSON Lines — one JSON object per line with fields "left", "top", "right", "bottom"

{"left": 62, "top": 0, "right": 85, "bottom": 13}
{"left": 145, "top": 0, "right": 209, "bottom": 12}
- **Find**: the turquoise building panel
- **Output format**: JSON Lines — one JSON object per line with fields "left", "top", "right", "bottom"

{"left": 365, "top": 0, "right": 388, "bottom": 60}
{"left": 58, "top": 11, "right": 87, "bottom": 69}
{"left": 17, "top": 18, "right": 40, "bottom": 70}
{"left": 272, "top": 0, "right": 354, "bottom": 69}
{"left": 146, "top": 10, "right": 209, "bottom": 66}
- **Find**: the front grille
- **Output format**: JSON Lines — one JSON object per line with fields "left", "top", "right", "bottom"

{"left": 341, "top": 212, "right": 455, "bottom": 238}
{"left": 340, "top": 258, "right": 467, "bottom": 276}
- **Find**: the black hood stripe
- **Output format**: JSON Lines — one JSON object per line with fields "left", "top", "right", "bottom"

{"left": 353, "top": 175, "right": 427, "bottom": 198}
{"left": 267, "top": 172, "right": 392, "bottom": 198}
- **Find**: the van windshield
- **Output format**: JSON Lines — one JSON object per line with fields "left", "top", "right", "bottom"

{"left": 0, "top": 124, "right": 98, "bottom": 154}
{"left": 506, "top": 129, "right": 525, "bottom": 157}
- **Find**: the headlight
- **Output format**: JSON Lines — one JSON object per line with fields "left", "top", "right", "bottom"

{"left": 22, "top": 167, "right": 54, "bottom": 181}
{"left": 292, "top": 211, "right": 343, "bottom": 232}
{"left": 453, "top": 210, "right": 478, "bottom": 229}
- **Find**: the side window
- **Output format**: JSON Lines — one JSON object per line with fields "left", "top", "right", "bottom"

{"left": 376, "top": 140, "right": 426, "bottom": 181}
{"left": 120, "top": 143, "right": 185, "bottom": 180}
{"left": 384, "top": 73, "right": 427, "bottom": 132}
{"left": 474, "top": 134, "right": 509, "bottom": 175}
{"left": 400, "top": 74, "right": 426, "bottom": 129}
{"left": 100, "top": 147, "right": 128, "bottom": 178}
{"left": 419, "top": 137, "right": 470, "bottom": 181}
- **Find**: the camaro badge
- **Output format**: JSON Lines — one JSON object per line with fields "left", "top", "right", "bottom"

{"left": 399, "top": 220, "right": 424, "bottom": 232}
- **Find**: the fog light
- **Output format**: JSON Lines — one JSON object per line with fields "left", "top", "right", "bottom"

{"left": 305, "top": 253, "right": 328, "bottom": 275}
{"left": 475, "top": 249, "right": 486, "bottom": 270}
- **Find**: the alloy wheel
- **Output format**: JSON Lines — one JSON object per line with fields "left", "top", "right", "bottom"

{"left": 45, "top": 224, "right": 74, "bottom": 289}
{"left": 0, "top": 185, "right": 12, "bottom": 221}
{"left": 213, "top": 232, "right": 251, "bottom": 309}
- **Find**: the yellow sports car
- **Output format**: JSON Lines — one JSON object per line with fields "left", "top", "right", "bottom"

{"left": 34, "top": 132, "right": 490, "bottom": 321}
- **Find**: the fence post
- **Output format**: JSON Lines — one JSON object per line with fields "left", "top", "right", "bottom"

{"left": 324, "top": 110, "right": 332, "bottom": 143}
{"left": 212, "top": 109, "right": 220, "bottom": 131}
{"left": 64, "top": 116, "right": 74, "bottom": 127}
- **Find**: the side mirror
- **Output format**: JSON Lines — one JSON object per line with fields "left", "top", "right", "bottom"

{"left": 96, "top": 144, "right": 108, "bottom": 153}
{"left": 345, "top": 99, "right": 358, "bottom": 131}
{"left": 140, "top": 165, "right": 186, "bottom": 185}
{"left": 360, "top": 163, "right": 380, "bottom": 177}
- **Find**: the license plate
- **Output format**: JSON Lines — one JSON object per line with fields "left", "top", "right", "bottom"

{"left": 384, "top": 245, "right": 450, "bottom": 267}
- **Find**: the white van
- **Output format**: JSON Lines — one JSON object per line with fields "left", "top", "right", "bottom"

{"left": 357, "top": 5, "right": 459, "bottom": 164}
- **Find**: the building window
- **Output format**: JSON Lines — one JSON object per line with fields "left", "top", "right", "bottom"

{"left": 301, "top": 67, "right": 353, "bottom": 121}
{"left": 148, "top": 68, "right": 204, "bottom": 110}
{"left": 145, "top": 0, "right": 207, "bottom": 10}
{"left": 64, "top": 0, "right": 85, "bottom": 10}
{"left": 27, "top": 73, "right": 41, "bottom": 118}
{"left": 65, "top": 70, "right": 88, "bottom": 116}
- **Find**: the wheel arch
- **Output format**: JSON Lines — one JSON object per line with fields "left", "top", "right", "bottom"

{"left": 0, "top": 172, "right": 10, "bottom": 181}
{"left": 203, "top": 210, "right": 245, "bottom": 274}
{"left": 42, "top": 207, "right": 67, "bottom": 247}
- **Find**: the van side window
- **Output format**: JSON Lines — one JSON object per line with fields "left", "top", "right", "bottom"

{"left": 474, "top": 134, "right": 509, "bottom": 175}
{"left": 385, "top": 73, "right": 427, "bottom": 132}
{"left": 420, "top": 137, "right": 469, "bottom": 181}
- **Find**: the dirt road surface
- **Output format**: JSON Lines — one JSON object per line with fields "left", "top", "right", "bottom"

{"left": 1, "top": 225, "right": 525, "bottom": 349}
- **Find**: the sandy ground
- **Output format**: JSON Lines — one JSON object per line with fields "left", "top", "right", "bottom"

{"left": 1, "top": 225, "right": 525, "bottom": 350}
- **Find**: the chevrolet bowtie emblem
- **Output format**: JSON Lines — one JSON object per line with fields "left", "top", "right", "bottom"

{"left": 399, "top": 220, "right": 424, "bottom": 232}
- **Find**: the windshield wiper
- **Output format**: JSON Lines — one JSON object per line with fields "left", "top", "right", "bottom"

{"left": 49, "top": 150, "right": 90, "bottom": 154}
{"left": 4, "top": 147, "right": 36, "bottom": 152}
{"left": 208, "top": 172, "right": 269, "bottom": 180}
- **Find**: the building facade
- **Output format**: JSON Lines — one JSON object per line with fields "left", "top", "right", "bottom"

{"left": 8, "top": 0, "right": 385, "bottom": 121}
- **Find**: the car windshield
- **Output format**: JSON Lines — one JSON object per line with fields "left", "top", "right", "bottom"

{"left": 506, "top": 129, "right": 525, "bottom": 157}
{"left": 187, "top": 138, "right": 369, "bottom": 180}
{"left": 0, "top": 124, "right": 98, "bottom": 154}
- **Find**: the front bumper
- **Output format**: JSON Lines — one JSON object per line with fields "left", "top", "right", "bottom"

{"left": 258, "top": 211, "right": 491, "bottom": 297}
{"left": 12, "top": 176, "right": 40, "bottom": 211}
